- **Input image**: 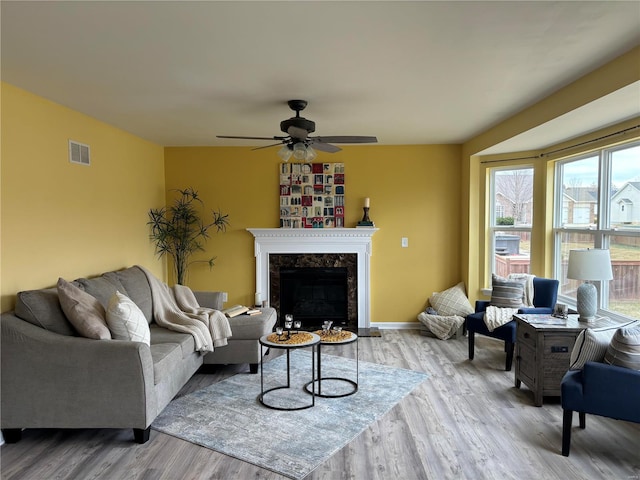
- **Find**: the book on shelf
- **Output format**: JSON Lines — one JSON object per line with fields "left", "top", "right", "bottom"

{"left": 222, "top": 305, "right": 249, "bottom": 318}
{"left": 356, "top": 221, "right": 375, "bottom": 227}
{"left": 246, "top": 308, "right": 262, "bottom": 316}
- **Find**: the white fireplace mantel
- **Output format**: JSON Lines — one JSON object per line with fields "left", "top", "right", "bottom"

{"left": 247, "top": 228, "right": 378, "bottom": 328}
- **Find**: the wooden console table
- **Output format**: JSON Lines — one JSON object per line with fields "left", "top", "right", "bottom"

{"left": 513, "top": 314, "right": 618, "bottom": 406}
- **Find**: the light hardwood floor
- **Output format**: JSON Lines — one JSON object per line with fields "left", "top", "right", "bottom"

{"left": 1, "top": 329, "right": 639, "bottom": 480}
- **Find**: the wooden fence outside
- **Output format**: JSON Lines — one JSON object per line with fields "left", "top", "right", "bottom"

{"left": 495, "top": 255, "right": 640, "bottom": 301}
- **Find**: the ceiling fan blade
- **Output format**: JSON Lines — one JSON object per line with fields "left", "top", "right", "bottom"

{"left": 311, "top": 142, "right": 342, "bottom": 153}
{"left": 251, "top": 142, "right": 286, "bottom": 151}
{"left": 287, "top": 126, "right": 309, "bottom": 140}
{"left": 312, "top": 136, "right": 378, "bottom": 144}
{"left": 217, "top": 135, "right": 287, "bottom": 141}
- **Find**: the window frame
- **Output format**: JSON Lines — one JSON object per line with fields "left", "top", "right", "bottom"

{"left": 553, "top": 140, "right": 640, "bottom": 322}
{"left": 488, "top": 165, "right": 534, "bottom": 283}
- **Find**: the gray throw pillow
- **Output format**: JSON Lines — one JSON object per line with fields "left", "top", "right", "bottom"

{"left": 490, "top": 274, "right": 525, "bottom": 309}
{"left": 57, "top": 277, "right": 111, "bottom": 340}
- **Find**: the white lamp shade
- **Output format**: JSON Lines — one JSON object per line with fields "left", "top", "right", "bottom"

{"left": 567, "top": 249, "right": 613, "bottom": 281}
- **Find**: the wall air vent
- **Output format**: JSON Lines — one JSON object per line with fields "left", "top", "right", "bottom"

{"left": 68, "top": 140, "right": 91, "bottom": 166}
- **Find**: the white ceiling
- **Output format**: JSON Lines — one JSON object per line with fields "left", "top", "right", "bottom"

{"left": 2, "top": 1, "right": 639, "bottom": 153}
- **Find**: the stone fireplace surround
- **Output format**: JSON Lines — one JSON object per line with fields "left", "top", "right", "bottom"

{"left": 247, "top": 228, "right": 378, "bottom": 329}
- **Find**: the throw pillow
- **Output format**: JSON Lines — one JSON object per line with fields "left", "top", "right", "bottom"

{"left": 57, "top": 277, "right": 111, "bottom": 340}
{"left": 106, "top": 291, "right": 151, "bottom": 346}
{"left": 604, "top": 321, "right": 640, "bottom": 370}
{"left": 429, "top": 282, "right": 474, "bottom": 317}
{"left": 569, "top": 320, "right": 637, "bottom": 370}
{"left": 490, "top": 274, "right": 525, "bottom": 309}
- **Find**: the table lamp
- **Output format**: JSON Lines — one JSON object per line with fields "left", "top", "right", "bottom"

{"left": 567, "top": 249, "right": 613, "bottom": 322}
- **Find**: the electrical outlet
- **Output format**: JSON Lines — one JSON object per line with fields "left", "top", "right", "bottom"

{"left": 222, "top": 292, "right": 228, "bottom": 303}
{"left": 401, "top": 237, "right": 409, "bottom": 248}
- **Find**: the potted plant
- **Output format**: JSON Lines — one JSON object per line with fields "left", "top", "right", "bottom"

{"left": 148, "top": 187, "right": 229, "bottom": 285}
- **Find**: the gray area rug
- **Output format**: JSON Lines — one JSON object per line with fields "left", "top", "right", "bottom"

{"left": 152, "top": 350, "right": 429, "bottom": 480}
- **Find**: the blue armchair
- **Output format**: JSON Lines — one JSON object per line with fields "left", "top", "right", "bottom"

{"left": 561, "top": 361, "right": 640, "bottom": 456}
{"left": 465, "top": 277, "right": 559, "bottom": 371}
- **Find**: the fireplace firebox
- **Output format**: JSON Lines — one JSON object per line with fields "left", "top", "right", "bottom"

{"left": 279, "top": 267, "right": 348, "bottom": 330}
{"left": 269, "top": 253, "right": 358, "bottom": 331}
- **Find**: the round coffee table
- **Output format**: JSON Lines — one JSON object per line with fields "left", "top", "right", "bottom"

{"left": 258, "top": 332, "right": 320, "bottom": 410}
{"left": 305, "top": 330, "right": 358, "bottom": 398}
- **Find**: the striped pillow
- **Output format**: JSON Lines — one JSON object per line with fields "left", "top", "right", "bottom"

{"left": 490, "top": 274, "right": 525, "bottom": 308}
{"left": 569, "top": 320, "right": 638, "bottom": 370}
{"left": 604, "top": 321, "right": 640, "bottom": 370}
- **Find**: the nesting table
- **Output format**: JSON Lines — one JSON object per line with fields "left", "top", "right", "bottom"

{"left": 305, "top": 330, "right": 359, "bottom": 398}
{"left": 258, "top": 332, "right": 320, "bottom": 411}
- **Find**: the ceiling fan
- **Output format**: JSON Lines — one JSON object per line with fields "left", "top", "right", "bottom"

{"left": 217, "top": 100, "right": 377, "bottom": 161}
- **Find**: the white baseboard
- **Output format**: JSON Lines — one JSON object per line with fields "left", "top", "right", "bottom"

{"left": 371, "top": 321, "right": 421, "bottom": 330}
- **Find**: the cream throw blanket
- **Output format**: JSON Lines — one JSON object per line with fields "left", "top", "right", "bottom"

{"left": 483, "top": 274, "right": 535, "bottom": 332}
{"left": 417, "top": 313, "right": 465, "bottom": 340}
{"left": 483, "top": 306, "right": 520, "bottom": 332}
{"left": 139, "top": 266, "right": 231, "bottom": 353}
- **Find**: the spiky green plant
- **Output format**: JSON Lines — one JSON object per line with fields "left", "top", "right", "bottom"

{"left": 148, "top": 188, "right": 229, "bottom": 285}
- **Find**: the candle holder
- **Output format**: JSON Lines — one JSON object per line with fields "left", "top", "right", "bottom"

{"left": 322, "top": 320, "right": 333, "bottom": 336}
{"left": 277, "top": 314, "right": 303, "bottom": 339}
{"left": 357, "top": 208, "right": 375, "bottom": 227}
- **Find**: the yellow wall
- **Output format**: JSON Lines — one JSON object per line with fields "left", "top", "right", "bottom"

{"left": 1, "top": 83, "right": 166, "bottom": 311}
{"left": 164, "top": 144, "right": 463, "bottom": 324}
{"left": 3, "top": 46, "right": 637, "bottom": 321}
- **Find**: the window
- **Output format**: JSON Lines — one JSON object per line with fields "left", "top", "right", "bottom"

{"left": 554, "top": 142, "right": 640, "bottom": 320}
{"left": 490, "top": 167, "right": 534, "bottom": 279}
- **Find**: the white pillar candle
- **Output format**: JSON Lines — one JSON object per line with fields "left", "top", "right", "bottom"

{"left": 364, "top": 197, "right": 370, "bottom": 208}
{"left": 255, "top": 292, "right": 261, "bottom": 306}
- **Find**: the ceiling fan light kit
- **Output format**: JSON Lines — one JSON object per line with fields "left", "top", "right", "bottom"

{"left": 217, "top": 100, "right": 378, "bottom": 161}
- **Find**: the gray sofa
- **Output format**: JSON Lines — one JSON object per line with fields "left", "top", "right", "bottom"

{"left": 0, "top": 266, "right": 276, "bottom": 444}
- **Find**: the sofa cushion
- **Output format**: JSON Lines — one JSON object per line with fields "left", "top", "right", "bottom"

{"left": 226, "top": 308, "right": 276, "bottom": 340}
{"left": 429, "top": 282, "right": 474, "bottom": 317}
{"left": 57, "top": 278, "right": 111, "bottom": 340}
{"left": 106, "top": 291, "right": 150, "bottom": 345}
{"left": 150, "top": 343, "right": 183, "bottom": 385}
{"left": 76, "top": 275, "right": 129, "bottom": 309}
{"left": 604, "top": 321, "right": 640, "bottom": 370}
{"left": 150, "top": 325, "right": 196, "bottom": 359}
{"left": 105, "top": 266, "right": 153, "bottom": 323}
{"left": 14, "top": 287, "right": 76, "bottom": 336}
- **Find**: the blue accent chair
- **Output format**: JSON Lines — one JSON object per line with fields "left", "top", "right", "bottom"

{"left": 465, "top": 277, "right": 559, "bottom": 371}
{"left": 561, "top": 361, "right": 640, "bottom": 456}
